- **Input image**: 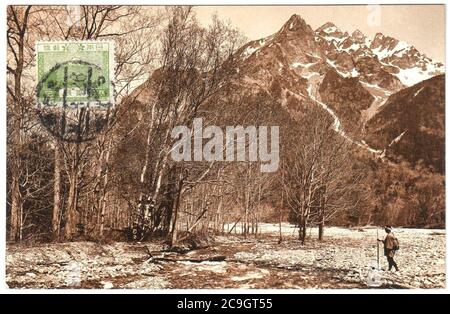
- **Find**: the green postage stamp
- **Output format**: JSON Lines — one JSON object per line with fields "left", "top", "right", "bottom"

{"left": 36, "top": 41, "right": 114, "bottom": 108}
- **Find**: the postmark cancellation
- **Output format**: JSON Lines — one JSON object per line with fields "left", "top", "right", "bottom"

{"left": 36, "top": 41, "right": 115, "bottom": 109}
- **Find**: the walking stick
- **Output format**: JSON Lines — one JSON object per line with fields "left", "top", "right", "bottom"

{"left": 377, "top": 228, "right": 380, "bottom": 270}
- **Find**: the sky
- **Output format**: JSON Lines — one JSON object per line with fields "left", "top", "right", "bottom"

{"left": 195, "top": 5, "right": 445, "bottom": 63}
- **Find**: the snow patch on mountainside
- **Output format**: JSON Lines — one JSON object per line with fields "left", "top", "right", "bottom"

{"left": 413, "top": 87, "right": 425, "bottom": 97}
{"left": 326, "top": 59, "right": 358, "bottom": 78}
{"left": 322, "top": 25, "right": 340, "bottom": 33}
{"left": 241, "top": 46, "right": 258, "bottom": 60}
{"left": 292, "top": 61, "right": 316, "bottom": 68}
{"left": 306, "top": 73, "right": 383, "bottom": 155}
{"left": 395, "top": 67, "right": 433, "bottom": 86}
{"left": 301, "top": 72, "right": 319, "bottom": 79}
{"left": 388, "top": 131, "right": 407, "bottom": 148}
{"left": 340, "top": 42, "right": 362, "bottom": 53}
{"left": 372, "top": 40, "right": 410, "bottom": 60}
{"left": 306, "top": 74, "right": 341, "bottom": 131}
{"left": 360, "top": 81, "right": 392, "bottom": 96}
{"left": 322, "top": 36, "right": 346, "bottom": 45}
{"left": 240, "top": 35, "right": 273, "bottom": 61}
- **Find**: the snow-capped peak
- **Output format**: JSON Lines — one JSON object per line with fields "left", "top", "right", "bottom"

{"left": 317, "top": 22, "right": 341, "bottom": 34}
{"left": 314, "top": 26, "right": 444, "bottom": 87}
{"left": 370, "top": 33, "right": 411, "bottom": 60}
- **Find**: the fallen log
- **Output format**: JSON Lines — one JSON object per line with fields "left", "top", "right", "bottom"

{"left": 36, "top": 261, "right": 69, "bottom": 266}
{"left": 148, "top": 254, "right": 226, "bottom": 264}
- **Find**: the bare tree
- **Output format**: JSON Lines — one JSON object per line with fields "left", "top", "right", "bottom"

{"left": 127, "top": 7, "right": 241, "bottom": 239}
{"left": 7, "top": 5, "right": 32, "bottom": 241}
{"left": 281, "top": 107, "right": 365, "bottom": 243}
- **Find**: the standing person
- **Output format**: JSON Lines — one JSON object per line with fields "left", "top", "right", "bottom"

{"left": 377, "top": 226, "right": 399, "bottom": 271}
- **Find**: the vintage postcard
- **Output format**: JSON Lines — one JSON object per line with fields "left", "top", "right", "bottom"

{"left": 5, "top": 4, "right": 446, "bottom": 293}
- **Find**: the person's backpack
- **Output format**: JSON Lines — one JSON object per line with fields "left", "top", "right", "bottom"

{"left": 392, "top": 235, "right": 400, "bottom": 251}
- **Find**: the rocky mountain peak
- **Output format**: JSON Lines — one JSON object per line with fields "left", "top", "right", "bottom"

{"left": 373, "top": 32, "right": 385, "bottom": 40}
{"left": 278, "top": 14, "right": 311, "bottom": 33}
{"left": 317, "top": 22, "right": 340, "bottom": 33}
{"left": 371, "top": 32, "right": 399, "bottom": 50}
{"left": 351, "top": 29, "right": 366, "bottom": 43}
{"left": 272, "top": 13, "right": 317, "bottom": 53}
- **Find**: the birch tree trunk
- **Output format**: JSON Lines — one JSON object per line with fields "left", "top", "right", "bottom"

{"left": 52, "top": 141, "right": 61, "bottom": 239}
{"left": 99, "top": 140, "right": 112, "bottom": 238}
{"left": 64, "top": 162, "right": 78, "bottom": 239}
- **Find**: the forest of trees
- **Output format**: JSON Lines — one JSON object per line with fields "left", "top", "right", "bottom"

{"left": 7, "top": 5, "right": 445, "bottom": 245}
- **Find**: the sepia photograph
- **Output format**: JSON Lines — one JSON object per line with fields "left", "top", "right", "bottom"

{"left": 4, "top": 3, "right": 446, "bottom": 291}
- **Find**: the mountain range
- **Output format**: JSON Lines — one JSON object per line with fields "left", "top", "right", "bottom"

{"left": 131, "top": 14, "right": 445, "bottom": 173}
{"left": 232, "top": 14, "right": 445, "bottom": 172}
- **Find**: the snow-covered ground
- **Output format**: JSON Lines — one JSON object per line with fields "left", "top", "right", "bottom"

{"left": 6, "top": 224, "right": 445, "bottom": 289}
{"left": 225, "top": 223, "right": 445, "bottom": 288}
